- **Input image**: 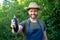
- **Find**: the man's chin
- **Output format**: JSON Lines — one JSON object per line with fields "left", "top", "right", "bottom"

{"left": 30, "top": 15, "right": 37, "bottom": 19}
{"left": 30, "top": 17, "right": 37, "bottom": 19}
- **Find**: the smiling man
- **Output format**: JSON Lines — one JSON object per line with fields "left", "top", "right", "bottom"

{"left": 11, "top": 2, "right": 47, "bottom": 40}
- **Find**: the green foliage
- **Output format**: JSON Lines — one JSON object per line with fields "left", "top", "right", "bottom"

{"left": 0, "top": 0, "right": 60, "bottom": 40}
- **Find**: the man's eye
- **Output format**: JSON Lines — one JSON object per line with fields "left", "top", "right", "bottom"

{"left": 34, "top": 10, "right": 37, "bottom": 12}
{"left": 34, "top": 11, "right": 36, "bottom": 12}
{"left": 30, "top": 11, "right": 33, "bottom": 12}
{"left": 30, "top": 10, "right": 37, "bottom": 12}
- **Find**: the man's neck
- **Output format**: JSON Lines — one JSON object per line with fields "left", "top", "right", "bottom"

{"left": 30, "top": 18, "right": 37, "bottom": 23}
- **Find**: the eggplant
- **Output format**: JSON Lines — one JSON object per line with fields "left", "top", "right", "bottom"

{"left": 13, "top": 15, "right": 18, "bottom": 32}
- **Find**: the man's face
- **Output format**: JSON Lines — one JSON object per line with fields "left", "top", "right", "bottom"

{"left": 28, "top": 8, "right": 38, "bottom": 19}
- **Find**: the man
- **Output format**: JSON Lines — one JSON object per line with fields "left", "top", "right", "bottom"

{"left": 11, "top": 2, "right": 47, "bottom": 40}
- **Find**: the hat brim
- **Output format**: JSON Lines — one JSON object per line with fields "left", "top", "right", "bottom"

{"left": 24, "top": 7, "right": 41, "bottom": 11}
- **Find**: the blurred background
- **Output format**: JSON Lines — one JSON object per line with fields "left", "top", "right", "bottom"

{"left": 0, "top": 0, "right": 60, "bottom": 40}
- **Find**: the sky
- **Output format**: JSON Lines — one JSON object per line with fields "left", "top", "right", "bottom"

{"left": 0, "top": 0, "right": 4, "bottom": 6}
{"left": 0, "top": 0, "right": 13, "bottom": 6}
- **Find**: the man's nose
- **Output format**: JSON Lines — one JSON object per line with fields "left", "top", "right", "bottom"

{"left": 32, "top": 12, "right": 35, "bottom": 14}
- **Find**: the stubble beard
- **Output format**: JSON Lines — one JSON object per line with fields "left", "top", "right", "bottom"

{"left": 30, "top": 14, "right": 37, "bottom": 19}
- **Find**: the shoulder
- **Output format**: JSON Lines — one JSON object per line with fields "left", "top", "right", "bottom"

{"left": 19, "top": 19, "right": 29, "bottom": 26}
{"left": 38, "top": 19, "right": 46, "bottom": 31}
{"left": 38, "top": 19, "right": 45, "bottom": 25}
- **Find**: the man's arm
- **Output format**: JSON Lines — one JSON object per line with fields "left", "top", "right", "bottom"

{"left": 43, "top": 31, "right": 48, "bottom": 40}
{"left": 11, "top": 19, "right": 23, "bottom": 34}
{"left": 42, "top": 21, "right": 47, "bottom": 40}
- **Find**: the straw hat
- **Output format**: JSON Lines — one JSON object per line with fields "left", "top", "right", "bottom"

{"left": 24, "top": 2, "right": 41, "bottom": 10}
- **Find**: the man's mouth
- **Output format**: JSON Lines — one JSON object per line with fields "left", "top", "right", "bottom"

{"left": 31, "top": 14, "right": 36, "bottom": 16}
{"left": 30, "top": 14, "right": 37, "bottom": 17}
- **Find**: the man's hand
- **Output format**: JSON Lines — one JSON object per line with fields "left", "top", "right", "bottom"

{"left": 43, "top": 31, "right": 48, "bottom": 40}
{"left": 11, "top": 19, "right": 15, "bottom": 29}
{"left": 11, "top": 19, "right": 23, "bottom": 34}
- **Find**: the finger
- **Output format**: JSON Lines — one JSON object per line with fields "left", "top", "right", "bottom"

{"left": 11, "top": 19, "right": 14, "bottom": 22}
{"left": 11, "top": 19, "right": 15, "bottom": 28}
